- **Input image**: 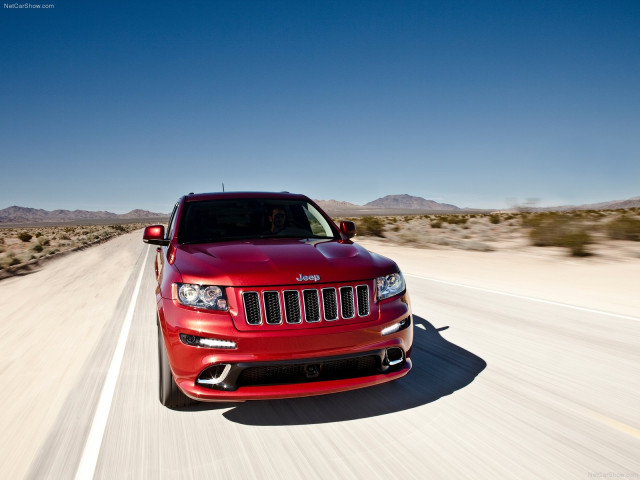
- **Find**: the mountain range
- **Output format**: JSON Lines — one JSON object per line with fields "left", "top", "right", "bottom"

{"left": 547, "top": 196, "right": 640, "bottom": 211}
{"left": 1, "top": 194, "right": 638, "bottom": 224}
{"left": 0, "top": 206, "right": 167, "bottom": 224}
{"left": 364, "top": 194, "right": 460, "bottom": 210}
{"left": 314, "top": 195, "right": 462, "bottom": 214}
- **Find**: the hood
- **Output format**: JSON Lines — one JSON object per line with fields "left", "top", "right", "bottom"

{"left": 174, "top": 238, "right": 397, "bottom": 287}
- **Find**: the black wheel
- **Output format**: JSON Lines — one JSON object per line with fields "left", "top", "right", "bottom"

{"left": 157, "top": 319, "right": 197, "bottom": 408}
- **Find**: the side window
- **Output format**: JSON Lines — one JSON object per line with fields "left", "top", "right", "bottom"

{"left": 303, "top": 204, "right": 334, "bottom": 237}
{"left": 166, "top": 203, "right": 179, "bottom": 240}
{"left": 306, "top": 210, "right": 324, "bottom": 235}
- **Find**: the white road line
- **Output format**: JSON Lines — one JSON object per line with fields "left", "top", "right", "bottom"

{"left": 74, "top": 245, "right": 150, "bottom": 480}
{"left": 404, "top": 273, "right": 640, "bottom": 322}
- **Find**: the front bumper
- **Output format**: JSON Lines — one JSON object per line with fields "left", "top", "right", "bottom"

{"left": 158, "top": 292, "right": 413, "bottom": 401}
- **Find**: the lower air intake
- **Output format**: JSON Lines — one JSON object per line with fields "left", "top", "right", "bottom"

{"left": 236, "top": 355, "right": 379, "bottom": 387}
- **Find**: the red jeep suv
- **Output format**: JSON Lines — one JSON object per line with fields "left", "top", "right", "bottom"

{"left": 143, "top": 192, "right": 412, "bottom": 407}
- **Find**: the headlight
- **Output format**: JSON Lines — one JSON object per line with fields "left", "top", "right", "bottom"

{"left": 174, "top": 283, "right": 229, "bottom": 310}
{"left": 376, "top": 272, "right": 405, "bottom": 301}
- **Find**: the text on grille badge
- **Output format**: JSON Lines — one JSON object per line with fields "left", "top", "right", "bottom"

{"left": 296, "top": 274, "right": 320, "bottom": 282}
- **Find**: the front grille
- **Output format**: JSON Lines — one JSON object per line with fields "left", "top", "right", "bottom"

{"left": 236, "top": 355, "right": 379, "bottom": 387}
{"left": 242, "top": 283, "right": 370, "bottom": 326}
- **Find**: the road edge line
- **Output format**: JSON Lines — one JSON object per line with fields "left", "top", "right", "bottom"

{"left": 74, "top": 244, "right": 150, "bottom": 480}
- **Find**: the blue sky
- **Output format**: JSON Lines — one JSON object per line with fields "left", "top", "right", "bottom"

{"left": 1, "top": 1, "right": 639, "bottom": 213}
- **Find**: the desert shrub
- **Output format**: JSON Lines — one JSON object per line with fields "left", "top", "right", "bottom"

{"left": 607, "top": 216, "right": 640, "bottom": 241}
{"left": 489, "top": 214, "right": 501, "bottom": 224}
{"left": 525, "top": 213, "right": 593, "bottom": 256}
{"left": 9, "top": 257, "right": 20, "bottom": 266}
{"left": 357, "top": 216, "right": 385, "bottom": 237}
{"left": 399, "top": 232, "right": 419, "bottom": 243}
{"left": 430, "top": 221, "right": 442, "bottom": 228}
{"left": 556, "top": 230, "right": 592, "bottom": 256}
{"left": 463, "top": 241, "right": 494, "bottom": 252}
{"left": 586, "top": 210, "right": 605, "bottom": 218}
{"left": 31, "top": 244, "right": 44, "bottom": 253}
{"left": 110, "top": 224, "right": 127, "bottom": 232}
{"left": 525, "top": 213, "right": 564, "bottom": 245}
{"left": 35, "top": 232, "right": 43, "bottom": 238}
{"left": 18, "top": 232, "right": 33, "bottom": 242}
{"left": 443, "top": 215, "right": 468, "bottom": 225}
{"left": 522, "top": 212, "right": 550, "bottom": 230}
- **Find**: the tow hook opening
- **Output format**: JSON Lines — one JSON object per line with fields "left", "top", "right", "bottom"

{"left": 304, "top": 363, "right": 322, "bottom": 379}
{"left": 384, "top": 347, "right": 405, "bottom": 367}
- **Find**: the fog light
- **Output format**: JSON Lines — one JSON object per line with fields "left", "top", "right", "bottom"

{"left": 381, "top": 317, "right": 411, "bottom": 336}
{"left": 385, "top": 347, "right": 405, "bottom": 366}
{"left": 179, "top": 333, "right": 237, "bottom": 349}
{"left": 197, "top": 364, "right": 232, "bottom": 386}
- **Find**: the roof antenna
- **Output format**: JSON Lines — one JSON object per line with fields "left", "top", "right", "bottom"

{"left": 222, "top": 182, "right": 225, "bottom": 192}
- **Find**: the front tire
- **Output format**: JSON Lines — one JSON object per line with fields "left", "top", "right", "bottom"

{"left": 157, "top": 319, "right": 197, "bottom": 408}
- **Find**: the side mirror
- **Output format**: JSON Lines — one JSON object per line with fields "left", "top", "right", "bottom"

{"left": 143, "top": 225, "right": 169, "bottom": 246}
{"left": 340, "top": 221, "right": 356, "bottom": 238}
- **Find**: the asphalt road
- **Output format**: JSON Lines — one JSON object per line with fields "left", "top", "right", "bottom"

{"left": 27, "top": 244, "right": 640, "bottom": 480}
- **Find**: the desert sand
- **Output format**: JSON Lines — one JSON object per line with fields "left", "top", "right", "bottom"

{"left": 0, "top": 231, "right": 638, "bottom": 478}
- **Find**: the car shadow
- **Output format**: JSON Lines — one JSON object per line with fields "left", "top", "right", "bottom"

{"left": 184, "top": 315, "right": 487, "bottom": 424}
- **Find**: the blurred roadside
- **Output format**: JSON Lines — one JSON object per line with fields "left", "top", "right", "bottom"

{"left": 357, "top": 237, "right": 640, "bottom": 319}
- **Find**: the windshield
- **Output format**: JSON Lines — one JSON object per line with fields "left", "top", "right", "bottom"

{"left": 177, "top": 198, "right": 338, "bottom": 244}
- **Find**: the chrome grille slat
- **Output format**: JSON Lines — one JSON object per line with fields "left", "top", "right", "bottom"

{"left": 303, "top": 289, "right": 321, "bottom": 323}
{"left": 356, "top": 285, "right": 369, "bottom": 317}
{"left": 283, "top": 290, "right": 302, "bottom": 324}
{"left": 243, "top": 283, "right": 371, "bottom": 326}
{"left": 322, "top": 288, "right": 338, "bottom": 321}
{"left": 340, "top": 286, "right": 355, "bottom": 319}
{"left": 243, "top": 292, "right": 262, "bottom": 325}
{"left": 263, "top": 291, "right": 282, "bottom": 325}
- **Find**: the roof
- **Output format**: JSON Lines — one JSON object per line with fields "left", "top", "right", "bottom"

{"left": 183, "top": 191, "right": 309, "bottom": 203}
